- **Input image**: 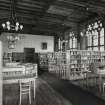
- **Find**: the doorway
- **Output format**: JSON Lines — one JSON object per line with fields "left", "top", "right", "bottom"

{"left": 24, "top": 48, "right": 35, "bottom": 63}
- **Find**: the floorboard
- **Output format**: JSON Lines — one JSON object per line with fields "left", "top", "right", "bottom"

{"left": 3, "top": 72, "right": 105, "bottom": 105}
{"left": 3, "top": 74, "right": 72, "bottom": 105}
{"left": 41, "top": 73, "right": 105, "bottom": 105}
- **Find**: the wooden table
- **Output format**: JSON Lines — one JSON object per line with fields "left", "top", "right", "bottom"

{"left": 3, "top": 63, "right": 38, "bottom": 98}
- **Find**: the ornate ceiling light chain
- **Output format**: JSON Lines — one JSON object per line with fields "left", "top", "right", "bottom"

{"left": 1, "top": 0, "right": 23, "bottom": 31}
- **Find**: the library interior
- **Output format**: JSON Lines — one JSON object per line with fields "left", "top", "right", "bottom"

{"left": 1, "top": 0, "right": 105, "bottom": 105}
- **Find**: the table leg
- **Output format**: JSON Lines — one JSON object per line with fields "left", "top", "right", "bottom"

{"left": 86, "top": 73, "right": 88, "bottom": 87}
{"left": 99, "top": 75, "right": 102, "bottom": 92}
{"left": 34, "top": 79, "right": 36, "bottom": 99}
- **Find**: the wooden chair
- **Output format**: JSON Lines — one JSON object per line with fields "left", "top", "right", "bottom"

{"left": 19, "top": 79, "right": 32, "bottom": 105}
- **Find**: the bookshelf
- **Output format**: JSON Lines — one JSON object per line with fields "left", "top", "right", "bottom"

{"left": 3, "top": 53, "right": 12, "bottom": 63}
{"left": 48, "top": 52, "right": 67, "bottom": 79}
{"left": 67, "top": 50, "right": 105, "bottom": 80}
{"left": 38, "top": 53, "right": 48, "bottom": 70}
{"left": 47, "top": 50, "right": 105, "bottom": 80}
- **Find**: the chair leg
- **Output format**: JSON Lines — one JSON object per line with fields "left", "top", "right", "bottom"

{"left": 29, "top": 91, "right": 31, "bottom": 104}
{"left": 19, "top": 92, "right": 21, "bottom": 105}
{"left": 34, "top": 79, "right": 36, "bottom": 99}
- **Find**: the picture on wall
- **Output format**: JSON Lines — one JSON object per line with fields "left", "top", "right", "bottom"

{"left": 41, "top": 42, "right": 47, "bottom": 50}
{"left": 8, "top": 41, "right": 15, "bottom": 49}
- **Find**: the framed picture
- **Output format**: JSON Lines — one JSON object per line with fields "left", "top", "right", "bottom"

{"left": 41, "top": 42, "right": 47, "bottom": 50}
{"left": 8, "top": 41, "right": 15, "bottom": 49}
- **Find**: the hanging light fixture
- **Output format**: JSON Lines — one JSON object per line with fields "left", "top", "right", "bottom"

{"left": 1, "top": 0, "right": 23, "bottom": 31}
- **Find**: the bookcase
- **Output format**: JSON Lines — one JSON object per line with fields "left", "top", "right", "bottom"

{"left": 47, "top": 50, "right": 105, "bottom": 80}
{"left": 48, "top": 52, "right": 67, "bottom": 79}
{"left": 3, "top": 53, "right": 12, "bottom": 63}
{"left": 67, "top": 50, "right": 105, "bottom": 80}
{"left": 38, "top": 53, "right": 48, "bottom": 70}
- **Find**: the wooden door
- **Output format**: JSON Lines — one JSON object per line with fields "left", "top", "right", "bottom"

{"left": 24, "top": 48, "right": 35, "bottom": 63}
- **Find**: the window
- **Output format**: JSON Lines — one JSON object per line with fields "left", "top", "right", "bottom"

{"left": 69, "top": 32, "right": 77, "bottom": 49}
{"left": 86, "top": 20, "right": 104, "bottom": 51}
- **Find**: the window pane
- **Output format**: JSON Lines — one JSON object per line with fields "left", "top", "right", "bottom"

{"left": 93, "top": 39, "right": 98, "bottom": 46}
{"left": 100, "top": 36, "right": 104, "bottom": 45}
{"left": 88, "top": 36, "right": 92, "bottom": 46}
{"left": 75, "top": 39, "right": 77, "bottom": 48}
{"left": 70, "top": 39, "right": 72, "bottom": 48}
{"left": 100, "top": 46, "right": 104, "bottom": 51}
{"left": 95, "top": 30, "right": 98, "bottom": 36}
{"left": 93, "top": 33, "right": 98, "bottom": 46}
{"left": 100, "top": 28, "right": 104, "bottom": 37}
{"left": 73, "top": 38, "right": 75, "bottom": 48}
{"left": 93, "top": 35, "right": 98, "bottom": 46}
{"left": 93, "top": 47, "right": 98, "bottom": 51}
{"left": 88, "top": 47, "right": 92, "bottom": 50}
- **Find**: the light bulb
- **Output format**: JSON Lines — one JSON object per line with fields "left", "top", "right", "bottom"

{"left": 20, "top": 25, "right": 23, "bottom": 30}
{"left": 7, "top": 26, "right": 10, "bottom": 30}
{"left": 16, "top": 22, "right": 19, "bottom": 26}
{"left": 6, "top": 21, "right": 10, "bottom": 25}
{"left": 2, "top": 23, "right": 5, "bottom": 28}
{"left": 15, "top": 26, "right": 18, "bottom": 31}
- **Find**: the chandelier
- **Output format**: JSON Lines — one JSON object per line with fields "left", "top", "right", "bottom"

{"left": 1, "top": 0, "right": 23, "bottom": 31}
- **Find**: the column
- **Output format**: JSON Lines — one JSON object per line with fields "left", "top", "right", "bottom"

{"left": 64, "top": 30, "right": 70, "bottom": 51}
{"left": 0, "top": 41, "right": 2, "bottom": 105}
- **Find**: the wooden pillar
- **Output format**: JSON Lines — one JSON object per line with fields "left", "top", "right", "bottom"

{"left": 0, "top": 41, "right": 2, "bottom": 105}
{"left": 80, "top": 35, "right": 87, "bottom": 50}
{"left": 54, "top": 35, "right": 59, "bottom": 52}
{"left": 79, "top": 24, "right": 87, "bottom": 50}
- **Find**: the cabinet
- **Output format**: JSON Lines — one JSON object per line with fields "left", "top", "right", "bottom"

{"left": 3, "top": 53, "right": 12, "bottom": 63}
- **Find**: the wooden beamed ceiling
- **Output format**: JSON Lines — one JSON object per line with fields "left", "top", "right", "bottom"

{"left": 0, "top": 0, "right": 105, "bottom": 35}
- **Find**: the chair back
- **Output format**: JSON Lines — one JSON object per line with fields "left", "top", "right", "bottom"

{"left": 19, "top": 79, "right": 31, "bottom": 94}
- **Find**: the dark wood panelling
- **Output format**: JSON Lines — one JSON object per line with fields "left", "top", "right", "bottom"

{"left": 12, "top": 52, "right": 24, "bottom": 62}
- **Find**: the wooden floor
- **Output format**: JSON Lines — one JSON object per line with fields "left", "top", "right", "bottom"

{"left": 3, "top": 72, "right": 105, "bottom": 105}
{"left": 3, "top": 73, "right": 72, "bottom": 105}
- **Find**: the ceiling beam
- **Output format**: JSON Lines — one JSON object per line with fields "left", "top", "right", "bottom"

{"left": 36, "top": 0, "right": 57, "bottom": 20}
{"left": 58, "top": 0, "right": 105, "bottom": 14}
{"left": 55, "top": 1, "right": 93, "bottom": 16}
